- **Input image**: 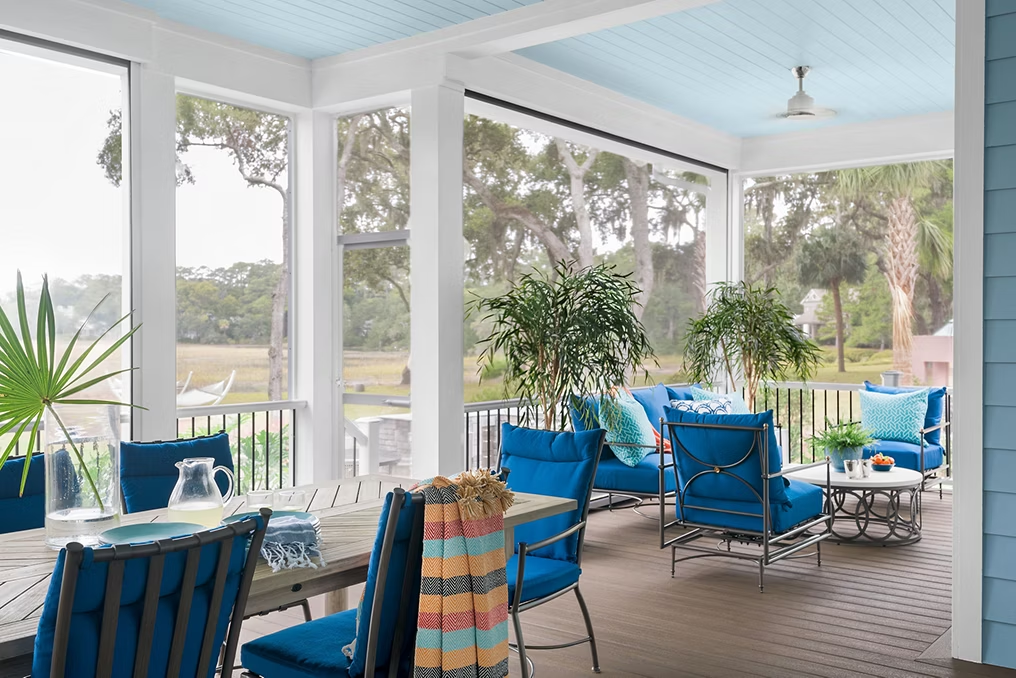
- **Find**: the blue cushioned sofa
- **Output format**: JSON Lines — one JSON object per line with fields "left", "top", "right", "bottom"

{"left": 571, "top": 383, "right": 696, "bottom": 515}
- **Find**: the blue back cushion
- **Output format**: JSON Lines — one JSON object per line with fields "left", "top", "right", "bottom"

{"left": 864, "top": 381, "right": 947, "bottom": 445}
{"left": 350, "top": 491, "right": 421, "bottom": 677}
{"left": 666, "top": 385, "right": 697, "bottom": 401}
{"left": 498, "top": 424, "right": 602, "bottom": 562}
{"left": 629, "top": 383, "right": 672, "bottom": 433}
{"left": 0, "top": 451, "right": 78, "bottom": 534}
{"left": 32, "top": 520, "right": 261, "bottom": 678}
{"left": 664, "top": 407, "right": 790, "bottom": 506}
{"left": 120, "top": 433, "right": 234, "bottom": 513}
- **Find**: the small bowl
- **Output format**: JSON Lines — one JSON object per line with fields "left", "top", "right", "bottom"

{"left": 871, "top": 463, "right": 895, "bottom": 472}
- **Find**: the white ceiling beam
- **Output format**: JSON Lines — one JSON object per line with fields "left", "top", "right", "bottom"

{"left": 315, "top": 0, "right": 718, "bottom": 68}
{"left": 738, "top": 110, "right": 954, "bottom": 175}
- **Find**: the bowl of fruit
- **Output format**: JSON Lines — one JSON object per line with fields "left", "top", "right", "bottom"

{"left": 870, "top": 453, "right": 895, "bottom": 472}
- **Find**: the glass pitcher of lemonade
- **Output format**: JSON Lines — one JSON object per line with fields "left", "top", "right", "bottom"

{"left": 167, "top": 457, "right": 235, "bottom": 528}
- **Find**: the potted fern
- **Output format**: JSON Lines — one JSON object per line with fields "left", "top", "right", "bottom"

{"left": 810, "top": 421, "right": 875, "bottom": 472}
{"left": 0, "top": 274, "right": 138, "bottom": 546}
{"left": 469, "top": 261, "right": 656, "bottom": 430}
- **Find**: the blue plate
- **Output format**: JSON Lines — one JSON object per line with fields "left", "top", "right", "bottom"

{"left": 223, "top": 510, "right": 320, "bottom": 528}
{"left": 99, "top": 522, "right": 204, "bottom": 545}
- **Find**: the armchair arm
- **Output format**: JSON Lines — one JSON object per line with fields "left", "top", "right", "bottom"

{"left": 769, "top": 458, "right": 830, "bottom": 479}
{"left": 920, "top": 420, "right": 951, "bottom": 435}
{"left": 511, "top": 521, "right": 585, "bottom": 609}
{"left": 607, "top": 442, "right": 658, "bottom": 448}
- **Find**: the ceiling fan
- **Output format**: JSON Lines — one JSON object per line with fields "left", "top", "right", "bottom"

{"left": 779, "top": 66, "right": 836, "bottom": 120}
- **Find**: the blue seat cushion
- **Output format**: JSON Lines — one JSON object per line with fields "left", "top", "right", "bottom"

{"left": 120, "top": 432, "right": 234, "bottom": 513}
{"left": 595, "top": 453, "right": 675, "bottom": 495}
{"left": 682, "top": 479, "right": 824, "bottom": 534}
{"left": 507, "top": 554, "right": 581, "bottom": 605}
{"left": 864, "top": 382, "right": 947, "bottom": 445}
{"left": 864, "top": 440, "right": 944, "bottom": 473}
{"left": 242, "top": 609, "right": 356, "bottom": 678}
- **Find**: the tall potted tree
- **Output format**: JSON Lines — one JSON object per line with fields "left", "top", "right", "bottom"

{"left": 683, "top": 281, "right": 821, "bottom": 412}
{"left": 470, "top": 261, "right": 656, "bottom": 430}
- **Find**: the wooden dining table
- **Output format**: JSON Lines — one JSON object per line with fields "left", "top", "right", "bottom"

{"left": 0, "top": 473, "right": 576, "bottom": 668}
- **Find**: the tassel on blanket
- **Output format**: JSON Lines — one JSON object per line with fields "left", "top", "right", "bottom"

{"left": 260, "top": 515, "right": 326, "bottom": 573}
{"left": 414, "top": 468, "right": 515, "bottom": 520}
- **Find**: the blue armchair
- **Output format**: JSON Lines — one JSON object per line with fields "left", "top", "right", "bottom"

{"left": 32, "top": 509, "right": 270, "bottom": 678}
{"left": 571, "top": 383, "right": 694, "bottom": 515}
{"left": 499, "top": 423, "right": 604, "bottom": 678}
{"left": 241, "top": 488, "right": 424, "bottom": 678}
{"left": 660, "top": 408, "right": 831, "bottom": 592}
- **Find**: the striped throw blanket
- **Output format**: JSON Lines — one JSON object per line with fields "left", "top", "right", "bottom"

{"left": 413, "top": 470, "right": 515, "bottom": 678}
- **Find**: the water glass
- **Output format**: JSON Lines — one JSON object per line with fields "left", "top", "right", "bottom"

{"left": 274, "top": 489, "right": 308, "bottom": 511}
{"left": 246, "top": 490, "right": 274, "bottom": 509}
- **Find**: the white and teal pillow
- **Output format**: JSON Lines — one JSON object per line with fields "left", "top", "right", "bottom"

{"left": 859, "top": 389, "right": 929, "bottom": 445}
{"left": 691, "top": 386, "right": 751, "bottom": 414}
{"left": 671, "top": 399, "right": 733, "bottom": 415}
{"left": 598, "top": 389, "right": 657, "bottom": 467}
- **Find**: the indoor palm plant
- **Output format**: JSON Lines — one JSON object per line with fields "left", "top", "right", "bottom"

{"left": 0, "top": 273, "right": 138, "bottom": 545}
{"left": 683, "top": 281, "right": 821, "bottom": 411}
{"left": 470, "top": 261, "right": 656, "bottom": 430}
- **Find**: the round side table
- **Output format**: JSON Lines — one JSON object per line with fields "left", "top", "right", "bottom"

{"left": 788, "top": 465, "right": 922, "bottom": 546}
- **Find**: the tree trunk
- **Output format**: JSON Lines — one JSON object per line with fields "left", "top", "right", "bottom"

{"left": 268, "top": 191, "right": 290, "bottom": 401}
{"left": 884, "top": 196, "right": 920, "bottom": 384}
{"left": 554, "top": 139, "right": 597, "bottom": 268}
{"left": 831, "top": 281, "right": 846, "bottom": 373}
{"left": 692, "top": 215, "right": 707, "bottom": 313}
{"left": 623, "top": 159, "right": 653, "bottom": 320}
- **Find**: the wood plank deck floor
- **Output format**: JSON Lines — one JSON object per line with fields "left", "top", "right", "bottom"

{"left": 241, "top": 492, "right": 1016, "bottom": 678}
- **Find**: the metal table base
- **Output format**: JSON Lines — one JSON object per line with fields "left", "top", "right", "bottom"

{"left": 827, "top": 486, "right": 921, "bottom": 546}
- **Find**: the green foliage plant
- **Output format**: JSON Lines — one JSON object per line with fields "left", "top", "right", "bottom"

{"left": 684, "top": 281, "right": 821, "bottom": 412}
{"left": 0, "top": 274, "right": 139, "bottom": 507}
{"left": 469, "top": 261, "right": 657, "bottom": 430}
{"left": 810, "top": 420, "right": 875, "bottom": 454}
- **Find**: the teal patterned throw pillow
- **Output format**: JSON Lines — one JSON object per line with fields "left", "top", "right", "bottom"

{"left": 859, "top": 389, "right": 929, "bottom": 445}
{"left": 598, "top": 389, "right": 657, "bottom": 467}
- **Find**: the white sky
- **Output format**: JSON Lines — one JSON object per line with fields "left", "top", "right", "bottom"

{"left": 0, "top": 46, "right": 282, "bottom": 298}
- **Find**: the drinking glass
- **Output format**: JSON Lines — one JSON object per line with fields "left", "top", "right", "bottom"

{"left": 246, "top": 490, "right": 274, "bottom": 509}
{"left": 274, "top": 489, "right": 307, "bottom": 511}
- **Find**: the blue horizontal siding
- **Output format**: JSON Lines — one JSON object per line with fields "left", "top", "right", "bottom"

{"left": 985, "top": 449, "right": 1016, "bottom": 493}
{"left": 985, "top": 278, "right": 1016, "bottom": 318}
{"left": 984, "top": 233, "right": 1016, "bottom": 275}
{"left": 986, "top": 57, "right": 1016, "bottom": 104}
{"left": 986, "top": 321, "right": 1016, "bottom": 360}
{"left": 986, "top": 491, "right": 1016, "bottom": 537}
{"left": 985, "top": 189, "right": 1016, "bottom": 231}
{"left": 987, "top": 8, "right": 1016, "bottom": 669}
{"left": 986, "top": 145, "right": 1016, "bottom": 190}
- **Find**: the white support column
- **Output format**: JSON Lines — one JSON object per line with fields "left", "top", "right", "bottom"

{"left": 726, "top": 174, "right": 744, "bottom": 284}
{"left": 131, "top": 65, "right": 178, "bottom": 442}
{"left": 410, "top": 83, "right": 465, "bottom": 478}
{"left": 292, "top": 110, "right": 340, "bottom": 485}
{"left": 705, "top": 172, "right": 730, "bottom": 288}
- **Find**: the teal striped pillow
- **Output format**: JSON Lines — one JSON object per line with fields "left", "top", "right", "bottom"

{"left": 859, "top": 389, "right": 929, "bottom": 445}
{"left": 598, "top": 389, "right": 656, "bottom": 467}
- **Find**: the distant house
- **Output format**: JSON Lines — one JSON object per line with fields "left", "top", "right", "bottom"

{"left": 793, "top": 289, "right": 826, "bottom": 339}
{"left": 912, "top": 320, "right": 953, "bottom": 387}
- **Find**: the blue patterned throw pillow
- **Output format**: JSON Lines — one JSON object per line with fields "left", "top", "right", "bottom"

{"left": 671, "top": 399, "right": 733, "bottom": 415}
{"left": 690, "top": 386, "right": 751, "bottom": 414}
{"left": 598, "top": 389, "right": 657, "bottom": 467}
{"left": 860, "top": 389, "right": 929, "bottom": 445}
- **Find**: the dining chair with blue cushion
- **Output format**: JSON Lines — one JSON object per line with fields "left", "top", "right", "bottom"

{"left": 240, "top": 488, "right": 425, "bottom": 678}
{"left": 661, "top": 407, "right": 832, "bottom": 592}
{"left": 120, "top": 431, "right": 234, "bottom": 514}
{"left": 498, "top": 423, "right": 605, "bottom": 678}
{"left": 0, "top": 451, "right": 78, "bottom": 535}
{"left": 31, "top": 508, "right": 270, "bottom": 678}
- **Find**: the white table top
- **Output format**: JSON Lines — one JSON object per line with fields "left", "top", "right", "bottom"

{"left": 788, "top": 464, "right": 923, "bottom": 489}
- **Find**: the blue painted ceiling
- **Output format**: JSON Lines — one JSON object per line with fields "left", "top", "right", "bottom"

{"left": 119, "top": 0, "right": 542, "bottom": 59}
{"left": 517, "top": 0, "right": 955, "bottom": 137}
{"left": 119, "top": 0, "right": 954, "bottom": 138}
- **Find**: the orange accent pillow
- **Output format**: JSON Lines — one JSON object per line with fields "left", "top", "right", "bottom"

{"left": 653, "top": 427, "right": 672, "bottom": 454}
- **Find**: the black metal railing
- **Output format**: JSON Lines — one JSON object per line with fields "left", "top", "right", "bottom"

{"left": 176, "top": 400, "right": 304, "bottom": 495}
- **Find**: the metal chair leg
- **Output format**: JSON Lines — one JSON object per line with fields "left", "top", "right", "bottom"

{"left": 573, "top": 586, "right": 601, "bottom": 673}
{"left": 816, "top": 539, "right": 822, "bottom": 567}
{"left": 300, "top": 598, "right": 313, "bottom": 622}
{"left": 511, "top": 607, "right": 531, "bottom": 678}
{"left": 758, "top": 560, "right": 765, "bottom": 593}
